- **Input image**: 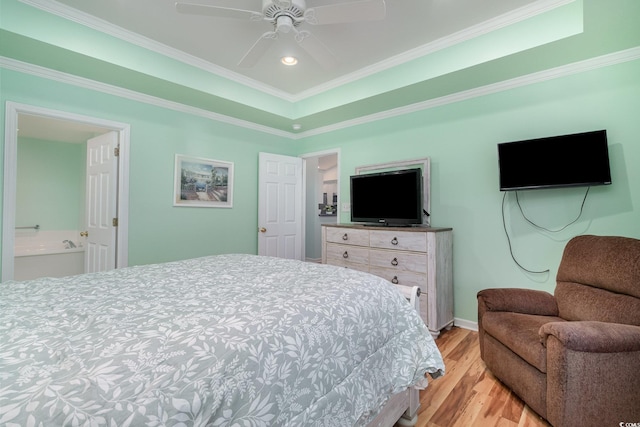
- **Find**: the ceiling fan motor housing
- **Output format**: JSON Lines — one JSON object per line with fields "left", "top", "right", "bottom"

{"left": 263, "top": 0, "right": 305, "bottom": 28}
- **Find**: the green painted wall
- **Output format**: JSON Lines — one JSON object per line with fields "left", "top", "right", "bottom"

{"left": 295, "top": 58, "right": 640, "bottom": 323}
{"left": 16, "top": 137, "right": 84, "bottom": 231}
{"left": 2, "top": 59, "right": 639, "bottom": 324}
{"left": 0, "top": 68, "right": 293, "bottom": 266}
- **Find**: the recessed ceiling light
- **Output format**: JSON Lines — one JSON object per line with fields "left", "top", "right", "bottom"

{"left": 281, "top": 56, "right": 298, "bottom": 66}
{"left": 292, "top": 124, "right": 302, "bottom": 131}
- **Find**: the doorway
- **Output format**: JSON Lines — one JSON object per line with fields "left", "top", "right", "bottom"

{"left": 301, "top": 149, "right": 340, "bottom": 262}
{"left": 2, "top": 102, "right": 130, "bottom": 281}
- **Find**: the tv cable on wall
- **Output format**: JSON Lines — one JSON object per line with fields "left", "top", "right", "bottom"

{"left": 501, "top": 192, "right": 550, "bottom": 274}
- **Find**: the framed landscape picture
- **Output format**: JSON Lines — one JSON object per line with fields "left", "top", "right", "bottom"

{"left": 173, "top": 154, "right": 234, "bottom": 208}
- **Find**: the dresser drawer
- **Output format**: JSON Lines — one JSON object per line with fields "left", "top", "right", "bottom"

{"left": 369, "top": 267, "right": 425, "bottom": 288}
{"left": 328, "top": 260, "right": 370, "bottom": 274}
{"left": 326, "top": 243, "right": 369, "bottom": 269}
{"left": 369, "top": 249, "right": 427, "bottom": 274}
{"left": 369, "top": 230, "right": 427, "bottom": 252}
{"left": 369, "top": 267, "right": 429, "bottom": 324}
{"left": 326, "top": 227, "right": 369, "bottom": 246}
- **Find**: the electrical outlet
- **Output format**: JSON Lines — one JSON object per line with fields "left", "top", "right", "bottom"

{"left": 342, "top": 202, "right": 350, "bottom": 212}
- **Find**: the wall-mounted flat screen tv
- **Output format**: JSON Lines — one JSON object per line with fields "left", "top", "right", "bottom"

{"left": 350, "top": 168, "right": 423, "bottom": 226}
{"left": 498, "top": 129, "right": 612, "bottom": 191}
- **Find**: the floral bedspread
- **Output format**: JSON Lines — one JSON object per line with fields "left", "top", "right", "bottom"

{"left": 0, "top": 254, "right": 444, "bottom": 426}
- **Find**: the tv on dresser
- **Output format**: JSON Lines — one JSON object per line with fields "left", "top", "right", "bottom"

{"left": 350, "top": 168, "right": 424, "bottom": 226}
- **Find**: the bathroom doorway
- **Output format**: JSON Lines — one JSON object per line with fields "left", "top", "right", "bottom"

{"left": 301, "top": 149, "right": 340, "bottom": 263}
{"left": 2, "top": 102, "right": 130, "bottom": 281}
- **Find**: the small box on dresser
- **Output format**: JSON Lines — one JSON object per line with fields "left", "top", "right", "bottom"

{"left": 322, "top": 224, "right": 453, "bottom": 338}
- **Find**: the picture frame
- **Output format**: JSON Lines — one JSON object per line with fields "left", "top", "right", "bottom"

{"left": 173, "top": 154, "right": 234, "bottom": 208}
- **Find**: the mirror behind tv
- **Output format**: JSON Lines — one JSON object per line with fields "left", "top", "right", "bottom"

{"left": 498, "top": 129, "right": 612, "bottom": 191}
{"left": 350, "top": 168, "right": 424, "bottom": 226}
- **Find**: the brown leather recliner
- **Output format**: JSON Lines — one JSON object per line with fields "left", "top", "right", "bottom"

{"left": 477, "top": 235, "right": 640, "bottom": 427}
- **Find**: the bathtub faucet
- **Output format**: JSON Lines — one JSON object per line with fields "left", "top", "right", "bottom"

{"left": 62, "top": 240, "right": 76, "bottom": 249}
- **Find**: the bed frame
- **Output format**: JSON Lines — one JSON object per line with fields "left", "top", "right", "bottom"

{"left": 366, "top": 285, "right": 423, "bottom": 427}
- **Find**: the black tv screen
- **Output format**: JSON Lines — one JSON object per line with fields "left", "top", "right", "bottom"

{"left": 350, "top": 168, "right": 423, "bottom": 226}
{"left": 498, "top": 130, "right": 612, "bottom": 191}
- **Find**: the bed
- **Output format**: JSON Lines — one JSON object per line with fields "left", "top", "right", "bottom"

{"left": 0, "top": 254, "right": 444, "bottom": 426}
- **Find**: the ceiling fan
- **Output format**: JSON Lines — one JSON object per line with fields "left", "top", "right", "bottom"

{"left": 175, "top": 0, "right": 386, "bottom": 69}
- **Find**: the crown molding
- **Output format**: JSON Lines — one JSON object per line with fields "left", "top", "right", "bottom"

{"left": 18, "top": 0, "right": 297, "bottom": 101}
{"left": 3, "top": 47, "right": 638, "bottom": 140}
{"left": 0, "top": 56, "right": 295, "bottom": 139}
{"left": 18, "top": 0, "right": 574, "bottom": 103}
{"left": 293, "top": 47, "right": 640, "bottom": 139}
{"left": 291, "top": 0, "right": 576, "bottom": 101}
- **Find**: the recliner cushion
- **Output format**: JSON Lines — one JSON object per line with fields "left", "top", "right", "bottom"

{"left": 482, "top": 311, "right": 565, "bottom": 373}
{"left": 556, "top": 235, "right": 640, "bottom": 298}
{"left": 555, "top": 281, "right": 640, "bottom": 325}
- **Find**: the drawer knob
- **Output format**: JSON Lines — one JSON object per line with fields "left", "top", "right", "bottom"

{"left": 391, "top": 257, "right": 398, "bottom": 266}
{"left": 343, "top": 251, "right": 349, "bottom": 259}
{"left": 391, "top": 276, "right": 399, "bottom": 284}
{"left": 342, "top": 233, "right": 348, "bottom": 241}
{"left": 391, "top": 237, "right": 398, "bottom": 245}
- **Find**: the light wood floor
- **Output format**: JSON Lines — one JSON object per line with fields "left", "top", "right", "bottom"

{"left": 416, "top": 327, "right": 551, "bottom": 427}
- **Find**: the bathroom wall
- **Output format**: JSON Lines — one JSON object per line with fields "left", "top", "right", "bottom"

{"left": 16, "top": 137, "right": 85, "bottom": 231}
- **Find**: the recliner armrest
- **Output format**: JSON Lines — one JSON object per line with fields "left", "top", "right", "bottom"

{"left": 540, "top": 321, "right": 640, "bottom": 352}
{"left": 477, "top": 288, "right": 558, "bottom": 316}
{"left": 542, "top": 320, "right": 640, "bottom": 426}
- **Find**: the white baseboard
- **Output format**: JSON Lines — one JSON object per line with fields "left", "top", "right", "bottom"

{"left": 453, "top": 318, "right": 478, "bottom": 331}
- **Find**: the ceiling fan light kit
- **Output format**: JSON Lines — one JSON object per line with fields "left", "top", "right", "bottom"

{"left": 276, "top": 15, "right": 297, "bottom": 33}
{"left": 175, "top": 0, "right": 386, "bottom": 69}
{"left": 281, "top": 56, "right": 298, "bottom": 65}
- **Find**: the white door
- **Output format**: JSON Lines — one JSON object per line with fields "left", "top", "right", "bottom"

{"left": 84, "top": 131, "right": 118, "bottom": 273}
{"left": 258, "top": 152, "right": 303, "bottom": 259}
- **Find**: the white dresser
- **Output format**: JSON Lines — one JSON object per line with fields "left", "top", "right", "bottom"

{"left": 321, "top": 224, "right": 453, "bottom": 337}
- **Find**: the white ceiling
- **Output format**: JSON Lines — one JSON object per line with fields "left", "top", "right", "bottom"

{"left": 47, "top": 0, "right": 538, "bottom": 96}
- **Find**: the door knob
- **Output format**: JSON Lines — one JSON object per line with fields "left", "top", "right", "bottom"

{"left": 80, "top": 231, "right": 89, "bottom": 237}
{"left": 259, "top": 227, "right": 267, "bottom": 233}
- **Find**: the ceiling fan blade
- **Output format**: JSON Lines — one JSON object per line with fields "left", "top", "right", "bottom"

{"left": 175, "top": 2, "right": 262, "bottom": 21}
{"left": 295, "top": 30, "right": 338, "bottom": 70}
{"left": 304, "top": 0, "right": 386, "bottom": 25}
{"left": 238, "top": 31, "right": 279, "bottom": 68}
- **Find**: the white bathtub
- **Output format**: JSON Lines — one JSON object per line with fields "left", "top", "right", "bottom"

{"left": 14, "top": 230, "right": 85, "bottom": 281}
